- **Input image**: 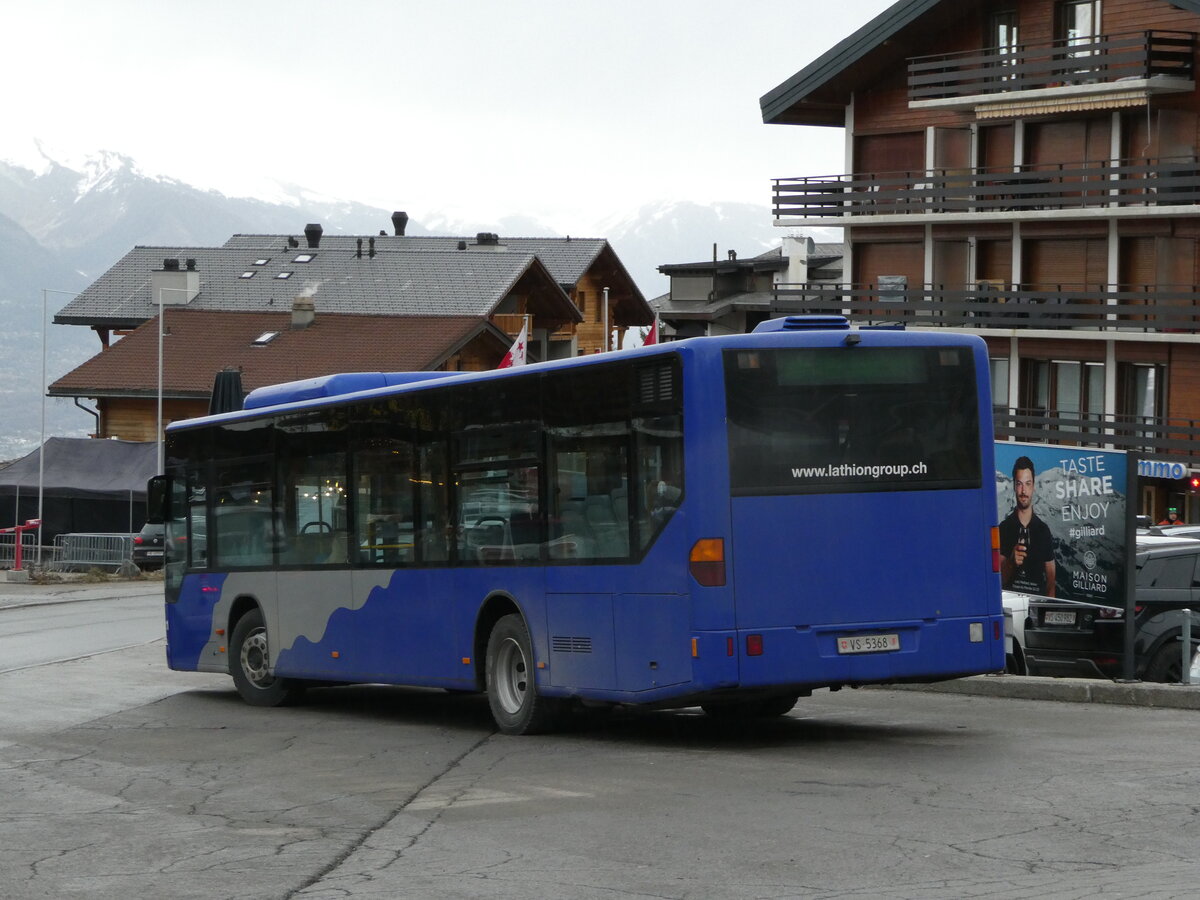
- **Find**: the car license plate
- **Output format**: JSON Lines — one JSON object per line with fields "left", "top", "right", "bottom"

{"left": 145, "top": 550, "right": 163, "bottom": 557}
{"left": 1044, "top": 610, "right": 1076, "bottom": 625}
{"left": 837, "top": 633, "right": 900, "bottom": 654}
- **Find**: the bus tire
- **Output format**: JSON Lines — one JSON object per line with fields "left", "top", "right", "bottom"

{"left": 230, "top": 608, "right": 305, "bottom": 707}
{"left": 485, "top": 613, "right": 560, "bottom": 735}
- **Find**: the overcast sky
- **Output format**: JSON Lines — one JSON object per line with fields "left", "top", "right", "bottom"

{"left": 2, "top": 0, "right": 895, "bottom": 231}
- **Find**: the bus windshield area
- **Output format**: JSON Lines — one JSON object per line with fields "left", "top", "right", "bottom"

{"left": 724, "top": 346, "right": 981, "bottom": 494}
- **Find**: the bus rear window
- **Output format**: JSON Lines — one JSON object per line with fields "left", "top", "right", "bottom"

{"left": 724, "top": 346, "right": 981, "bottom": 494}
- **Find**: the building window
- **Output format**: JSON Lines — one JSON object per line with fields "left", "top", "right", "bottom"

{"left": 1021, "top": 359, "right": 1104, "bottom": 437}
{"left": 1057, "top": 0, "right": 1101, "bottom": 76}
{"left": 990, "top": 357, "right": 1010, "bottom": 413}
{"left": 989, "top": 10, "right": 1019, "bottom": 79}
{"left": 578, "top": 290, "right": 587, "bottom": 314}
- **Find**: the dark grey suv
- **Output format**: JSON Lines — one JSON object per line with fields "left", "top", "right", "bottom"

{"left": 1024, "top": 539, "right": 1200, "bottom": 682}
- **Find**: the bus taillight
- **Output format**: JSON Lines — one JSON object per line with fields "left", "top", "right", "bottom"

{"left": 991, "top": 526, "right": 1000, "bottom": 573}
{"left": 689, "top": 538, "right": 726, "bottom": 587}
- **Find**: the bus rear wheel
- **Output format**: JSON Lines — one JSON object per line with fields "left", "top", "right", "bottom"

{"left": 485, "top": 613, "right": 561, "bottom": 735}
{"left": 230, "top": 608, "right": 305, "bottom": 707}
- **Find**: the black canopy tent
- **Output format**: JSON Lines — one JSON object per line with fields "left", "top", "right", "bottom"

{"left": 0, "top": 438, "right": 158, "bottom": 540}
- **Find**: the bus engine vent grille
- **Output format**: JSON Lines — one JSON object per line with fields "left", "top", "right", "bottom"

{"left": 552, "top": 636, "right": 593, "bottom": 654}
{"left": 637, "top": 362, "right": 676, "bottom": 405}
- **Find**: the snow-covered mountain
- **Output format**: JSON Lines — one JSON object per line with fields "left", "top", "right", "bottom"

{"left": 0, "top": 148, "right": 823, "bottom": 460}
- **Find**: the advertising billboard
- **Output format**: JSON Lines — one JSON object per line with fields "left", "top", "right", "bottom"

{"left": 994, "top": 442, "right": 1127, "bottom": 607}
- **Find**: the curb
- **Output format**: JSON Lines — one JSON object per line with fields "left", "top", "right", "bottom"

{"left": 889, "top": 673, "right": 1200, "bottom": 710}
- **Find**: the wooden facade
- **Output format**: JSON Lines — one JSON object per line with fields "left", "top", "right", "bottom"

{"left": 767, "top": 0, "right": 1200, "bottom": 517}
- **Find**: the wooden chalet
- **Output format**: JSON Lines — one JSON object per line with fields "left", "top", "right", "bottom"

{"left": 762, "top": 0, "right": 1200, "bottom": 518}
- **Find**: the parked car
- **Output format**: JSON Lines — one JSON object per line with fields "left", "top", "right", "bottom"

{"left": 1002, "top": 590, "right": 1031, "bottom": 675}
{"left": 131, "top": 522, "right": 165, "bottom": 570}
{"left": 1024, "top": 538, "right": 1200, "bottom": 682}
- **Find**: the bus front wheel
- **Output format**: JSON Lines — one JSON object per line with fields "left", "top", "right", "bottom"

{"left": 230, "top": 608, "right": 305, "bottom": 707}
{"left": 485, "top": 613, "right": 561, "bottom": 735}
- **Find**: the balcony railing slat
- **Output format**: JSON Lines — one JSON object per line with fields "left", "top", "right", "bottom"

{"left": 770, "top": 282, "right": 1200, "bottom": 334}
{"left": 771, "top": 156, "right": 1200, "bottom": 219}
{"left": 906, "top": 29, "right": 1195, "bottom": 101}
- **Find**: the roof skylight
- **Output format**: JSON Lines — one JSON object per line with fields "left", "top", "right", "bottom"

{"left": 293, "top": 253, "right": 315, "bottom": 263}
{"left": 275, "top": 271, "right": 292, "bottom": 280}
{"left": 239, "top": 271, "right": 256, "bottom": 279}
{"left": 253, "top": 331, "right": 280, "bottom": 346}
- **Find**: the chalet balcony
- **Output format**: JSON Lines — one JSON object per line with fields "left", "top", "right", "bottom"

{"left": 771, "top": 157, "right": 1200, "bottom": 224}
{"left": 995, "top": 407, "right": 1200, "bottom": 461}
{"left": 908, "top": 30, "right": 1195, "bottom": 110}
{"left": 770, "top": 283, "right": 1200, "bottom": 333}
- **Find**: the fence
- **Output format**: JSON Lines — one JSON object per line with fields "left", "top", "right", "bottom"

{"left": 0, "top": 532, "right": 37, "bottom": 569}
{"left": 48, "top": 533, "right": 136, "bottom": 572}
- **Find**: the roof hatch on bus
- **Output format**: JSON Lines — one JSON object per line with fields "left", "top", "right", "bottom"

{"left": 752, "top": 315, "right": 850, "bottom": 333}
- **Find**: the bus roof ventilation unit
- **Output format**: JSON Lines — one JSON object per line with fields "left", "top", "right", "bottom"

{"left": 243, "top": 371, "right": 465, "bottom": 410}
{"left": 752, "top": 315, "right": 850, "bottom": 333}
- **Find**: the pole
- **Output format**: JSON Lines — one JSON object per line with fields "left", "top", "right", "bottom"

{"left": 1183, "top": 610, "right": 1192, "bottom": 686}
{"left": 602, "top": 287, "right": 610, "bottom": 352}
{"left": 38, "top": 288, "right": 47, "bottom": 565}
{"left": 157, "top": 287, "right": 165, "bottom": 474}
{"left": 1120, "top": 451, "right": 1140, "bottom": 682}
{"left": 36, "top": 287, "right": 83, "bottom": 567}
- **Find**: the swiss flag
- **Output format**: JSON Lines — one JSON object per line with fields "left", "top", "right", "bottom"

{"left": 498, "top": 319, "right": 528, "bottom": 368}
{"left": 644, "top": 319, "right": 658, "bottom": 346}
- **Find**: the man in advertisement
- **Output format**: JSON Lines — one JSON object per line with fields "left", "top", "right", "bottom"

{"left": 999, "top": 455, "right": 1057, "bottom": 596}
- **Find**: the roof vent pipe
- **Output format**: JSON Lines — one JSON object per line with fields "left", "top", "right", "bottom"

{"left": 356, "top": 238, "right": 363, "bottom": 258}
{"left": 368, "top": 237, "right": 376, "bottom": 258}
{"left": 392, "top": 211, "right": 408, "bottom": 236}
{"left": 303, "top": 223, "right": 323, "bottom": 249}
{"left": 186, "top": 258, "right": 197, "bottom": 270}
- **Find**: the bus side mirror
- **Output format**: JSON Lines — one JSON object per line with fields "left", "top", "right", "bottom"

{"left": 146, "top": 475, "right": 170, "bottom": 524}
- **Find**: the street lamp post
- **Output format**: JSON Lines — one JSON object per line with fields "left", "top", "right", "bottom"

{"left": 37, "top": 287, "right": 82, "bottom": 566}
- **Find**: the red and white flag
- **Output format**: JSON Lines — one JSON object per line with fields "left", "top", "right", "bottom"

{"left": 643, "top": 318, "right": 658, "bottom": 346}
{"left": 498, "top": 319, "right": 528, "bottom": 368}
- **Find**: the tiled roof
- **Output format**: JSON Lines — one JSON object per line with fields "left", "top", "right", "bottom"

{"left": 224, "top": 233, "right": 613, "bottom": 289}
{"left": 49, "top": 310, "right": 505, "bottom": 398}
{"left": 54, "top": 246, "right": 578, "bottom": 329}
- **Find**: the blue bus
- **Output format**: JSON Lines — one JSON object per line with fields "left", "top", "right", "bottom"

{"left": 154, "top": 316, "right": 1005, "bottom": 734}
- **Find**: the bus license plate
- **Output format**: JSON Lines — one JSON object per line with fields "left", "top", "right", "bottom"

{"left": 1044, "top": 610, "right": 1076, "bottom": 625}
{"left": 837, "top": 634, "right": 900, "bottom": 654}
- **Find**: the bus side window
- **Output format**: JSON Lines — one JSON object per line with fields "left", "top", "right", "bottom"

{"left": 418, "top": 442, "right": 451, "bottom": 563}
{"left": 635, "top": 414, "right": 684, "bottom": 551}
{"left": 212, "top": 460, "right": 275, "bottom": 568}
{"left": 280, "top": 452, "right": 349, "bottom": 566}
{"left": 353, "top": 440, "right": 416, "bottom": 566}
{"left": 550, "top": 437, "right": 630, "bottom": 561}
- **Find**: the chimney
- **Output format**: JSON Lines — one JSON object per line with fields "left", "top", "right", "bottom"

{"left": 356, "top": 238, "right": 363, "bottom": 258}
{"left": 303, "top": 223, "right": 323, "bottom": 249}
{"left": 392, "top": 211, "right": 409, "bottom": 236}
{"left": 474, "top": 232, "right": 504, "bottom": 251}
{"left": 152, "top": 258, "right": 200, "bottom": 305}
{"left": 368, "top": 237, "right": 376, "bottom": 258}
{"left": 779, "top": 235, "right": 813, "bottom": 286}
{"left": 291, "top": 296, "right": 315, "bottom": 329}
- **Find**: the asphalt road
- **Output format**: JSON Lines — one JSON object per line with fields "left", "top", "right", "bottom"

{"left": 2, "top": 601, "right": 1200, "bottom": 900}
{"left": 0, "top": 582, "right": 163, "bottom": 673}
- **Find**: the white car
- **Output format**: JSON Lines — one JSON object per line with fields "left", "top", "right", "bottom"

{"left": 1002, "top": 590, "right": 1031, "bottom": 675}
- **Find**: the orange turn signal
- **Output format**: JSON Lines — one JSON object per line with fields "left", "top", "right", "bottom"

{"left": 689, "top": 538, "right": 726, "bottom": 587}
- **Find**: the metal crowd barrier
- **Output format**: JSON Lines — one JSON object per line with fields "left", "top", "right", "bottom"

{"left": 48, "top": 533, "right": 136, "bottom": 572}
{"left": 0, "top": 532, "right": 37, "bottom": 569}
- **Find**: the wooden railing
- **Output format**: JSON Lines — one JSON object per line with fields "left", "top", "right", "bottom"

{"left": 908, "top": 29, "right": 1194, "bottom": 102}
{"left": 994, "top": 407, "right": 1200, "bottom": 460}
{"left": 772, "top": 157, "right": 1200, "bottom": 219}
{"left": 770, "top": 283, "right": 1200, "bottom": 332}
